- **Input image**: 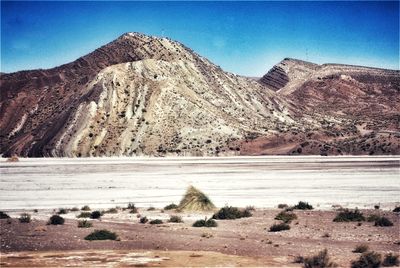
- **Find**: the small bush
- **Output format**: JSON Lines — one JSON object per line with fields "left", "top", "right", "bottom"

{"left": 169, "top": 215, "right": 183, "bottom": 223}
{"left": 57, "top": 208, "right": 68, "bottom": 214}
{"left": 90, "top": 211, "right": 102, "bottom": 219}
{"left": 48, "top": 215, "right": 65, "bottom": 225}
{"left": 374, "top": 217, "right": 393, "bottom": 227}
{"left": 139, "top": 216, "right": 148, "bottom": 224}
{"left": 351, "top": 251, "right": 381, "bottom": 268}
{"left": 269, "top": 223, "right": 290, "bottom": 232}
{"left": 212, "top": 206, "right": 252, "bottom": 220}
{"left": 0, "top": 211, "right": 10, "bottom": 219}
{"left": 293, "top": 201, "right": 313, "bottom": 210}
{"left": 193, "top": 218, "right": 218, "bottom": 227}
{"left": 275, "top": 211, "right": 297, "bottom": 223}
{"left": 104, "top": 208, "right": 118, "bottom": 214}
{"left": 71, "top": 207, "right": 79, "bottom": 212}
{"left": 366, "top": 214, "right": 380, "bottom": 222}
{"left": 149, "top": 219, "right": 163, "bottom": 224}
{"left": 147, "top": 206, "right": 156, "bottom": 211}
{"left": 245, "top": 205, "right": 255, "bottom": 211}
{"left": 81, "top": 205, "right": 91, "bottom": 211}
{"left": 303, "top": 249, "right": 338, "bottom": 268}
{"left": 382, "top": 253, "right": 399, "bottom": 267}
{"left": 353, "top": 244, "right": 369, "bottom": 253}
{"left": 393, "top": 207, "right": 400, "bottom": 213}
{"left": 127, "top": 203, "right": 138, "bottom": 213}
{"left": 77, "top": 212, "right": 91, "bottom": 218}
{"left": 333, "top": 209, "right": 365, "bottom": 222}
{"left": 164, "top": 203, "right": 178, "bottom": 210}
{"left": 278, "top": 204, "right": 288, "bottom": 209}
{"left": 374, "top": 205, "right": 380, "bottom": 210}
{"left": 84, "top": 229, "right": 117, "bottom": 241}
{"left": 77, "top": 220, "right": 92, "bottom": 228}
{"left": 19, "top": 213, "right": 31, "bottom": 223}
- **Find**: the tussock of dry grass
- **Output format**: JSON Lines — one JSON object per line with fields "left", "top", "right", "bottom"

{"left": 178, "top": 186, "right": 216, "bottom": 211}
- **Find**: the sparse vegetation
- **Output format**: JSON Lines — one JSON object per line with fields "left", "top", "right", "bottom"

{"left": 81, "top": 205, "right": 91, "bottom": 211}
{"left": 164, "top": 203, "right": 178, "bottom": 210}
{"left": 274, "top": 211, "right": 297, "bottom": 223}
{"left": 178, "top": 186, "right": 216, "bottom": 211}
{"left": 127, "top": 203, "right": 138, "bottom": 213}
{"left": 303, "top": 249, "right": 338, "bottom": 268}
{"left": 293, "top": 201, "right": 313, "bottom": 210}
{"left": 77, "top": 220, "right": 92, "bottom": 228}
{"left": 147, "top": 206, "right": 156, "bottom": 211}
{"left": 366, "top": 214, "right": 380, "bottom": 222}
{"left": 382, "top": 253, "right": 399, "bottom": 267}
{"left": 104, "top": 208, "right": 118, "bottom": 214}
{"left": 278, "top": 204, "right": 288, "bottom": 209}
{"left": 374, "top": 216, "right": 393, "bottom": 227}
{"left": 353, "top": 244, "right": 369, "bottom": 253}
{"left": 212, "top": 206, "right": 252, "bottom": 220}
{"left": 19, "top": 213, "right": 31, "bottom": 223}
{"left": 0, "top": 211, "right": 10, "bottom": 219}
{"left": 57, "top": 208, "right": 68, "bottom": 214}
{"left": 139, "top": 216, "right": 148, "bottom": 224}
{"left": 77, "top": 212, "right": 91, "bottom": 218}
{"left": 84, "top": 229, "right": 118, "bottom": 241}
{"left": 168, "top": 215, "right": 183, "bottom": 223}
{"left": 333, "top": 209, "right": 365, "bottom": 222}
{"left": 48, "top": 215, "right": 65, "bottom": 225}
{"left": 351, "top": 251, "right": 381, "bottom": 268}
{"left": 393, "top": 207, "right": 400, "bottom": 213}
{"left": 192, "top": 218, "right": 218, "bottom": 227}
{"left": 269, "top": 223, "right": 290, "bottom": 232}
{"left": 70, "top": 207, "right": 79, "bottom": 212}
{"left": 149, "top": 219, "right": 163, "bottom": 224}
{"left": 90, "top": 211, "right": 102, "bottom": 219}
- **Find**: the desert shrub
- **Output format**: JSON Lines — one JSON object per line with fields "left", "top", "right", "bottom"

{"left": 193, "top": 218, "right": 218, "bottom": 227}
{"left": 374, "top": 216, "right": 393, "bottom": 227}
{"left": 104, "top": 208, "right": 118, "bottom": 214}
{"left": 393, "top": 207, "right": 400, "bottom": 213}
{"left": 77, "top": 212, "right": 91, "bottom": 218}
{"left": 366, "top": 214, "right": 380, "bottom": 222}
{"left": 293, "top": 255, "right": 304, "bottom": 263}
{"left": 84, "top": 229, "right": 117, "bottom": 241}
{"left": 139, "top": 216, "right": 148, "bottom": 224}
{"left": 149, "top": 219, "right": 163, "bottom": 224}
{"left": 70, "top": 207, "right": 79, "bottom": 212}
{"left": 293, "top": 201, "right": 313, "bottom": 210}
{"left": 374, "top": 205, "right": 380, "bottom": 210}
{"left": 351, "top": 251, "right": 381, "bottom": 268}
{"left": 382, "top": 253, "right": 399, "bottom": 267}
{"left": 81, "top": 205, "right": 91, "bottom": 211}
{"left": 0, "top": 211, "right": 10, "bottom": 219}
{"left": 164, "top": 203, "right": 178, "bottom": 210}
{"left": 168, "top": 215, "right": 183, "bottom": 223}
{"left": 333, "top": 209, "right": 365, "bottom": 222}
{"left": 303, "top": 249, "right": 338, "bottom": 268}
{"left": 178, "top": 185, "right": 216, "bottom": 211}
{"left": 212, "top": 206, "right": 252, "bottom": 220}
{"left": 127, "top": 203, "right": 138, "bottom": 213}
{"left": 275, "top": 211, "right": 297, "bottom": 223}
{"left": 48, "top": 215, "right": 65, "bottom": 225}
{"left": 57, "top": 208, "right": 68, "bottom": 214}
{"left": 147, "top": 206, "right": 156, "bottom": 211}
{"left": 245, "top": 205, "right": 256, "bottom": 211}
{"left": 77, "top": 220, "right": 92, "bottom": 228}
{"left": 19, "top": 213, "right": 31, "bottom": 223}
{"left": 278, "top": 204, "right": 289, "bottom": 209}
{"left": 269, "top": 223, "right": 290, "bottom": 232}
{"left": 90, "top": 211, "right": 102, "bottom": 219}
{"left": 353, "top": 244, "right": 369, "bottom": 253}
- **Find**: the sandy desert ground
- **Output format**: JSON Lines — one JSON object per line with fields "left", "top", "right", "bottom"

{"left": 0, "top": 156, "right": 399, "bottom": 267}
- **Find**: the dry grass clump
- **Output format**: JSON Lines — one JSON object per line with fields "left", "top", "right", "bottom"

{"left": 6, "top": 155, "right": 19, "bottom": 162}
{"left": 77, "top": 212, "right": 91, "bottom": 218}
{"left": 168, "top": 215, "right": 183, "bottom": 223}
{"left": 333, "top": 209, "right": 365, "bottom": 222}
{"left": 275, "top": 211, "right": 297, "bottom": 223}
{"left": 351, "top": 251, "right": 381, "bottom": 268}
{"left": 269, "top": 222, "right": 290, "bottom": 232}
{"left": 178, "top": 186, "right": 216, "bottom": 211}
{"left": 164, "top": 203, "right": 179, "bottom": 210}
{"left": 293, "top": 201, "right": 313, "bottom": 210}
{"left": 353, "top": 244, "right": 369, "bottom": 253}
{"left": 81, "top": 205, "right": 91, "bottom": 211}
{"left": 303, "top": 249, "right": 338, "bottom": 268}
{"left": 77, "top": 220, "right": 92, "bottom": 228}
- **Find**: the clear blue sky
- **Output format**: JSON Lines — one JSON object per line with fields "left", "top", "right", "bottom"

{"left": 1, "top": 1, "right": 399, "bottom": 76}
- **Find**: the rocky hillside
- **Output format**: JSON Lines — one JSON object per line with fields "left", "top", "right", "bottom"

{"left": 1, "top": 34, "right": 399, "bottom": 157}
{"left": 0, "top": 33, "right": 297, "bottom": 157}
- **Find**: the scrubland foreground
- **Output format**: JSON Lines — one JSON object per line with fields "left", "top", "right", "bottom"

{"left": 1, "top": 204, "right": 399, "bottom": 267}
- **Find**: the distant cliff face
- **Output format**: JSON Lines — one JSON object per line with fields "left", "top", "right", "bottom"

{"left": 1, "top": 34, "right": 399, "bottom": 157}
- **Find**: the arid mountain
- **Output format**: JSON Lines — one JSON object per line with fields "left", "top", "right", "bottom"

{"left": 0, "top": 33, "right": 297, "bottom": 157}
{"left": 1, "top": 34, "right": 399, "bottom": 157}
